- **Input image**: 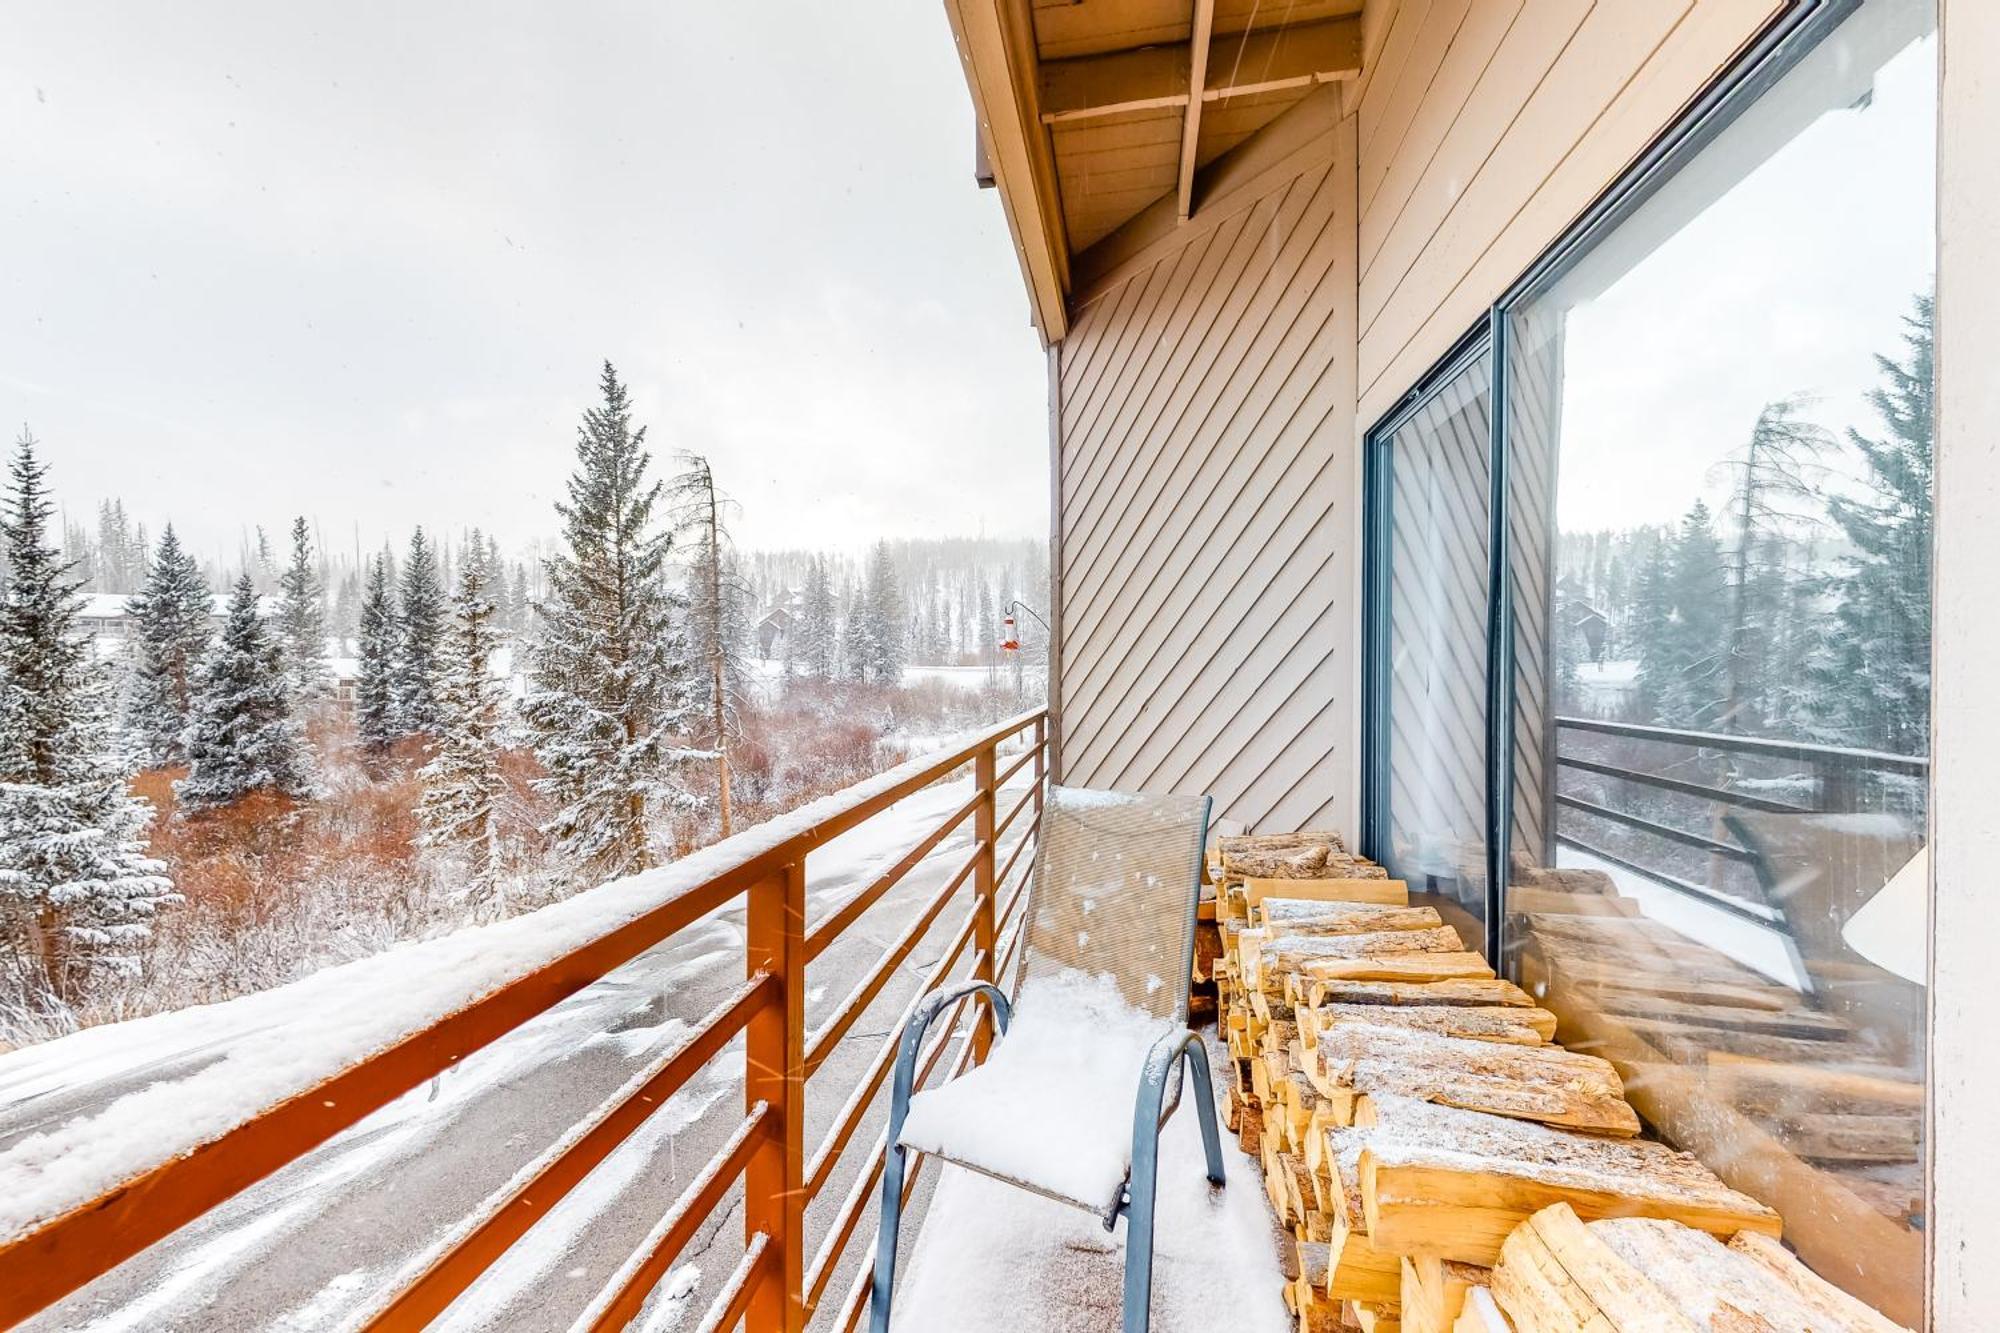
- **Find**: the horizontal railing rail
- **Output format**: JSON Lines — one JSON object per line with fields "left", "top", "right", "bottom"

{"left": 1553, "top": 715, "right": 1931, "bottom": 776}
{"left": 0, "top": 707, "right": 1049, "bottom": 1333}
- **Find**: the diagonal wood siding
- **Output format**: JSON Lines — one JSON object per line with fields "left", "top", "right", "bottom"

{"left": 1053, "top": 119, "right": 1360, "bottom": 835}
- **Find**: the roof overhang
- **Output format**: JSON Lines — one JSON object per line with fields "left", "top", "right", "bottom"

{"left": 943, "top": 0, "right": 1365, "bottom": 346}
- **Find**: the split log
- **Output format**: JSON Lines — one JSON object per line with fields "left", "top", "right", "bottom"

{"left": 1586, "top": 990, "right": 1854, "bottom": 1042}
{"left": 1452, "top": 1288, "right": 1513, "bottom": 1332}
{"left": 1728, "top": 1230, "right": 1912, "bottom": 1332}
{"left": 1243, "top": 928, "right": 1469, "bottom": 990}
{"left": 1703, "top": 1052, "right": 1923, "bottom": 1116}
{"left": 1400, "top": 1256, "right": 1489, "bottom": 1333}
{"left": 1490, "top": 1203, "right": 1910, "bottom": 1332}
{"left": 1356, "top": 1096, "right": 1780, "bottom": 1267}
{"left": 1305, "top": 978, "right": 1539, "bottom": 1010}
{"left": 1535, "top": 955, "right": 1798, "bottom": 1011}
{"left": 1296, "top": 953, "right": 1497, "bottom": 986}
{"left": 1255, "top": 900, "right": 1448, "bottom": 933}
{"left": 1303, "top": 1003, "right": 1557, "bottom": 1049}
{"left": 1320, "top": 1124, "right": 1404, "bottom": 1305}
{"left": 1220, "top": 830, "right": 1348, "bottom": 855}
{"left": 1309, "top": 1026, "right": 1640, "bottom": 1135}
{"left": 1244, "top": 877, "right": 1407, "bottom": 913}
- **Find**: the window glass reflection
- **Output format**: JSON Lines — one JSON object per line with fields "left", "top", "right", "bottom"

{"left": 1502, "top": 2, "right": 1934, "bottom": 1323}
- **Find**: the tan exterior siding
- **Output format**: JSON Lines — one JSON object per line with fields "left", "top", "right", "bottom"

{"left": 1351, "top": 0, "right": 1783, "bottom": 424}
{"left": 1053, "top": 119, "right": 1360, "bottom": 835}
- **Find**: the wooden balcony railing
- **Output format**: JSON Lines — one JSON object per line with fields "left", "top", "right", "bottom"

{"left": 0, "top": 707, "right": 1049, "bottom": 1332}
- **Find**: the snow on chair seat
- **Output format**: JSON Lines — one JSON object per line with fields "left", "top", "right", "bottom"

{"left": 896, "top": 970, "right": 1176, "bottom": 1219}
{"left": 870, "top": 785, "right": 1223, "bottom": 1333}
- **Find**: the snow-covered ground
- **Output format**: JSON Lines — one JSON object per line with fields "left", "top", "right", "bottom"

{"left": 0, "top": 753, "right": 1036, "bottom": 1331}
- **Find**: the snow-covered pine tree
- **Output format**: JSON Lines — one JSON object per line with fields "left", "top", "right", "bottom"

{"left": 1825, "top": 293, "right": 1935, "bottom": 758}
{"left": 418, "top": 539, "right": 508, "bottom": 890}
{"left": 524, "top": 362, "right": 702, "bottom": 880}
{"left": 839, "top": 585, "right": 870, "bottom": 682}
{"left": 799, "top": 555, "right": 837, "bottom": 679}
{"left": 356, "top": 552, "right": 400, "bottom": 752}
{"left": 1719, "top": 396, "right": 1833, "bottom": 734}
{"left": 252, "top": 525, "right": 279, "bottom": 594}
{"left": 393, "top": 527, "right": 448, "bottom": 736}
{"left": 1638, "top": 501, "right": 1728, "bottom": 730}
{"left": 277, "top": 516, "right": 330, "bottom": 703}
{"left": 97, "top": 500, "right": 140, "bottom": 593}
{"left": 863, "top": 541, "right": 905, "bottom": 684}
{"left": 483, "top": 532, "right": 513, "bottom": 633}
{"left": 510, "top": 562, "right": 530, "bottom": 635}
{"left": 177, "top": 574, "right": 316, "bottom": 810}
{"left": 0, "top": 432, "right": 174, "bottom": 1004}
{"left": 668, "top": 453, "right": 750, "bottom": 837}
{"left": 122, "top": 524, "right": 213, "bottom": 767}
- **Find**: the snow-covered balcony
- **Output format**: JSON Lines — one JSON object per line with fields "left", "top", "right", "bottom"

{"left": 0, "top": 711, "right": 1291, "bottom": 1332}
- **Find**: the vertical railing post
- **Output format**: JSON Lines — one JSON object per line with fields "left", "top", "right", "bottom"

{"left": 745, "top": 862, "right": 806, "bottom": 1333}
{"left": 1033, "top": 712, "right": 1047, "bottom": 799}
{"left": 972, "top": 742, "right": 998, "bottom": 1062}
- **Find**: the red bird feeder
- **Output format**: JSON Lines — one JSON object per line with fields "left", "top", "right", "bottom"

{"left": 1001, "top": 615, "right": 1020, "bottom": 652}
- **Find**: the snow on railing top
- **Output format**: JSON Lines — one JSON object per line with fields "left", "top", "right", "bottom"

{"left": 0, "top": 709, "right": 1042, "bottom": 1247}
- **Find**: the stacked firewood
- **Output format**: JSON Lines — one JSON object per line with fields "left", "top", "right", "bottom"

{"left": 1209, "top": 832, "right": 1913, "bottom": 1333}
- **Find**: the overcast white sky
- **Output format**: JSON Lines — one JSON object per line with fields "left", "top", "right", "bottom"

{"left": 0, "top": 1, "right": 1051, "bottom": 568}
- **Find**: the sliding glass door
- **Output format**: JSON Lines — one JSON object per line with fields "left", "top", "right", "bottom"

{"left": 1365, "top": 0, "right": 1934, "bottom": 1320}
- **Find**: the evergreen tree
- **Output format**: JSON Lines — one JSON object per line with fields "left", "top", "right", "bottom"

{"left": 1720, "top": 396, "right": 1833, "bottom": 734}
{"left": 277, "top": 516, "right": 329, "bottom": 703}
{"left": 839, "top": 586, "right": 870, "bottom": 682}
{"left": 355, "top": 552, "right": 400, "bottom": 752}
{"left": 251, "top": 525, "right": 279, "bottom": 594}
{"left": 524, "top": 363, "right": 701, "bottom": 880}
{"left": 483, "top": 533, "right": 513, "bottom": 633}
{"left": 97, "top": 499, "right": 139, "bottom": 593}
{"left": 0, "top": 433, "right": 174, "bottom": 1003}
{"left": 178, "top": 575, "right": 316, "bottom": 810}
{"left": 668, "top": 454, "right": 750, "bottom": 837}
{"left": 418, "top": 541, "right": 508, "bottom": 890}
{"left": 1638, "top": 501, "right": 1728, "bottom": 729}
{"left": 863, "top": 541, "right": 905, "bottom": 684}
{"left": 510, "top": 563, "right": 531, "bottom": 636}
{"left": 393, "top": 527, "right": 448, "bottom": 736}
{"left": 122, "top": 524, "right": 213, "bottom": 766}
{"left": 798, "top": 555, "right": 838, "bottom": 679}
{"left": 1825, "top": 294, "right": 1934, "bottom": 757}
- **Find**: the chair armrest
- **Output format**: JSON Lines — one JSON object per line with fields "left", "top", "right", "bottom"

{"left": 887, "top": 981, "right": 1014, "bottom": 1141}
{"left": 1136, "top": 1028, "right": 1203, "bottom": 1131}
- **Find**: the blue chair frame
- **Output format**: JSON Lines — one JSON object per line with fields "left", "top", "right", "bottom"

{"left": 868, "top": 984, "right": 1227, "bottom": 1332}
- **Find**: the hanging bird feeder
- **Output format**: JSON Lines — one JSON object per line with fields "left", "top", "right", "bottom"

{"left": 1000, "top": 614, "right": 1020, "bottom": 653}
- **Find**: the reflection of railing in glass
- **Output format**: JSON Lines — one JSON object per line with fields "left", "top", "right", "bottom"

{"left": 1511, "top": 716, "right": 1927, "bottom": 1326}
{"left": 1549, "top": 714, "right": 1928, "bottom": 927}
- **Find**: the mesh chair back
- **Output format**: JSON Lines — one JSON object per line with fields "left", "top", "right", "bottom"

{"left": 1015, "top": 786, "right": 1212, "bottom": 1025}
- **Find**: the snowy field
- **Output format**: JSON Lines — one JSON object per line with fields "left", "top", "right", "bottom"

{"left": 741, "top": 658, "right": 1044, "bottom": 704}
{"left": 0, "top": 761, "right": 1038, "bottom": 1331}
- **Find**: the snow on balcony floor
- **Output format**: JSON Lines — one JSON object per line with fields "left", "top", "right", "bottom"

{"left": 889, "top": 1053, "right": 1291, "bottom": 1333}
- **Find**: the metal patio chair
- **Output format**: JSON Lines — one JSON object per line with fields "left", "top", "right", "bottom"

{"left": 868, "top": 785, "right": 1223, "bottom": 1333}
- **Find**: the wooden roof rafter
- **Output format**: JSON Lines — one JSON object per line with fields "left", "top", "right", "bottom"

{"left": 945, "top": 0, "right": 1367, "bottom": 343}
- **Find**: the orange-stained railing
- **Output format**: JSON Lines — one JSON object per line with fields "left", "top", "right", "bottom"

{"left": 0, "top": 708, "right": 1049, "bottom": 1332}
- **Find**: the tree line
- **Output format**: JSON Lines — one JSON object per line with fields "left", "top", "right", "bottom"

{"left": 1554, "top": 293, "right": 1934, "bottom": 761}
{"left": 1, "top": 359, "right": 1051, "bottom": 1019}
